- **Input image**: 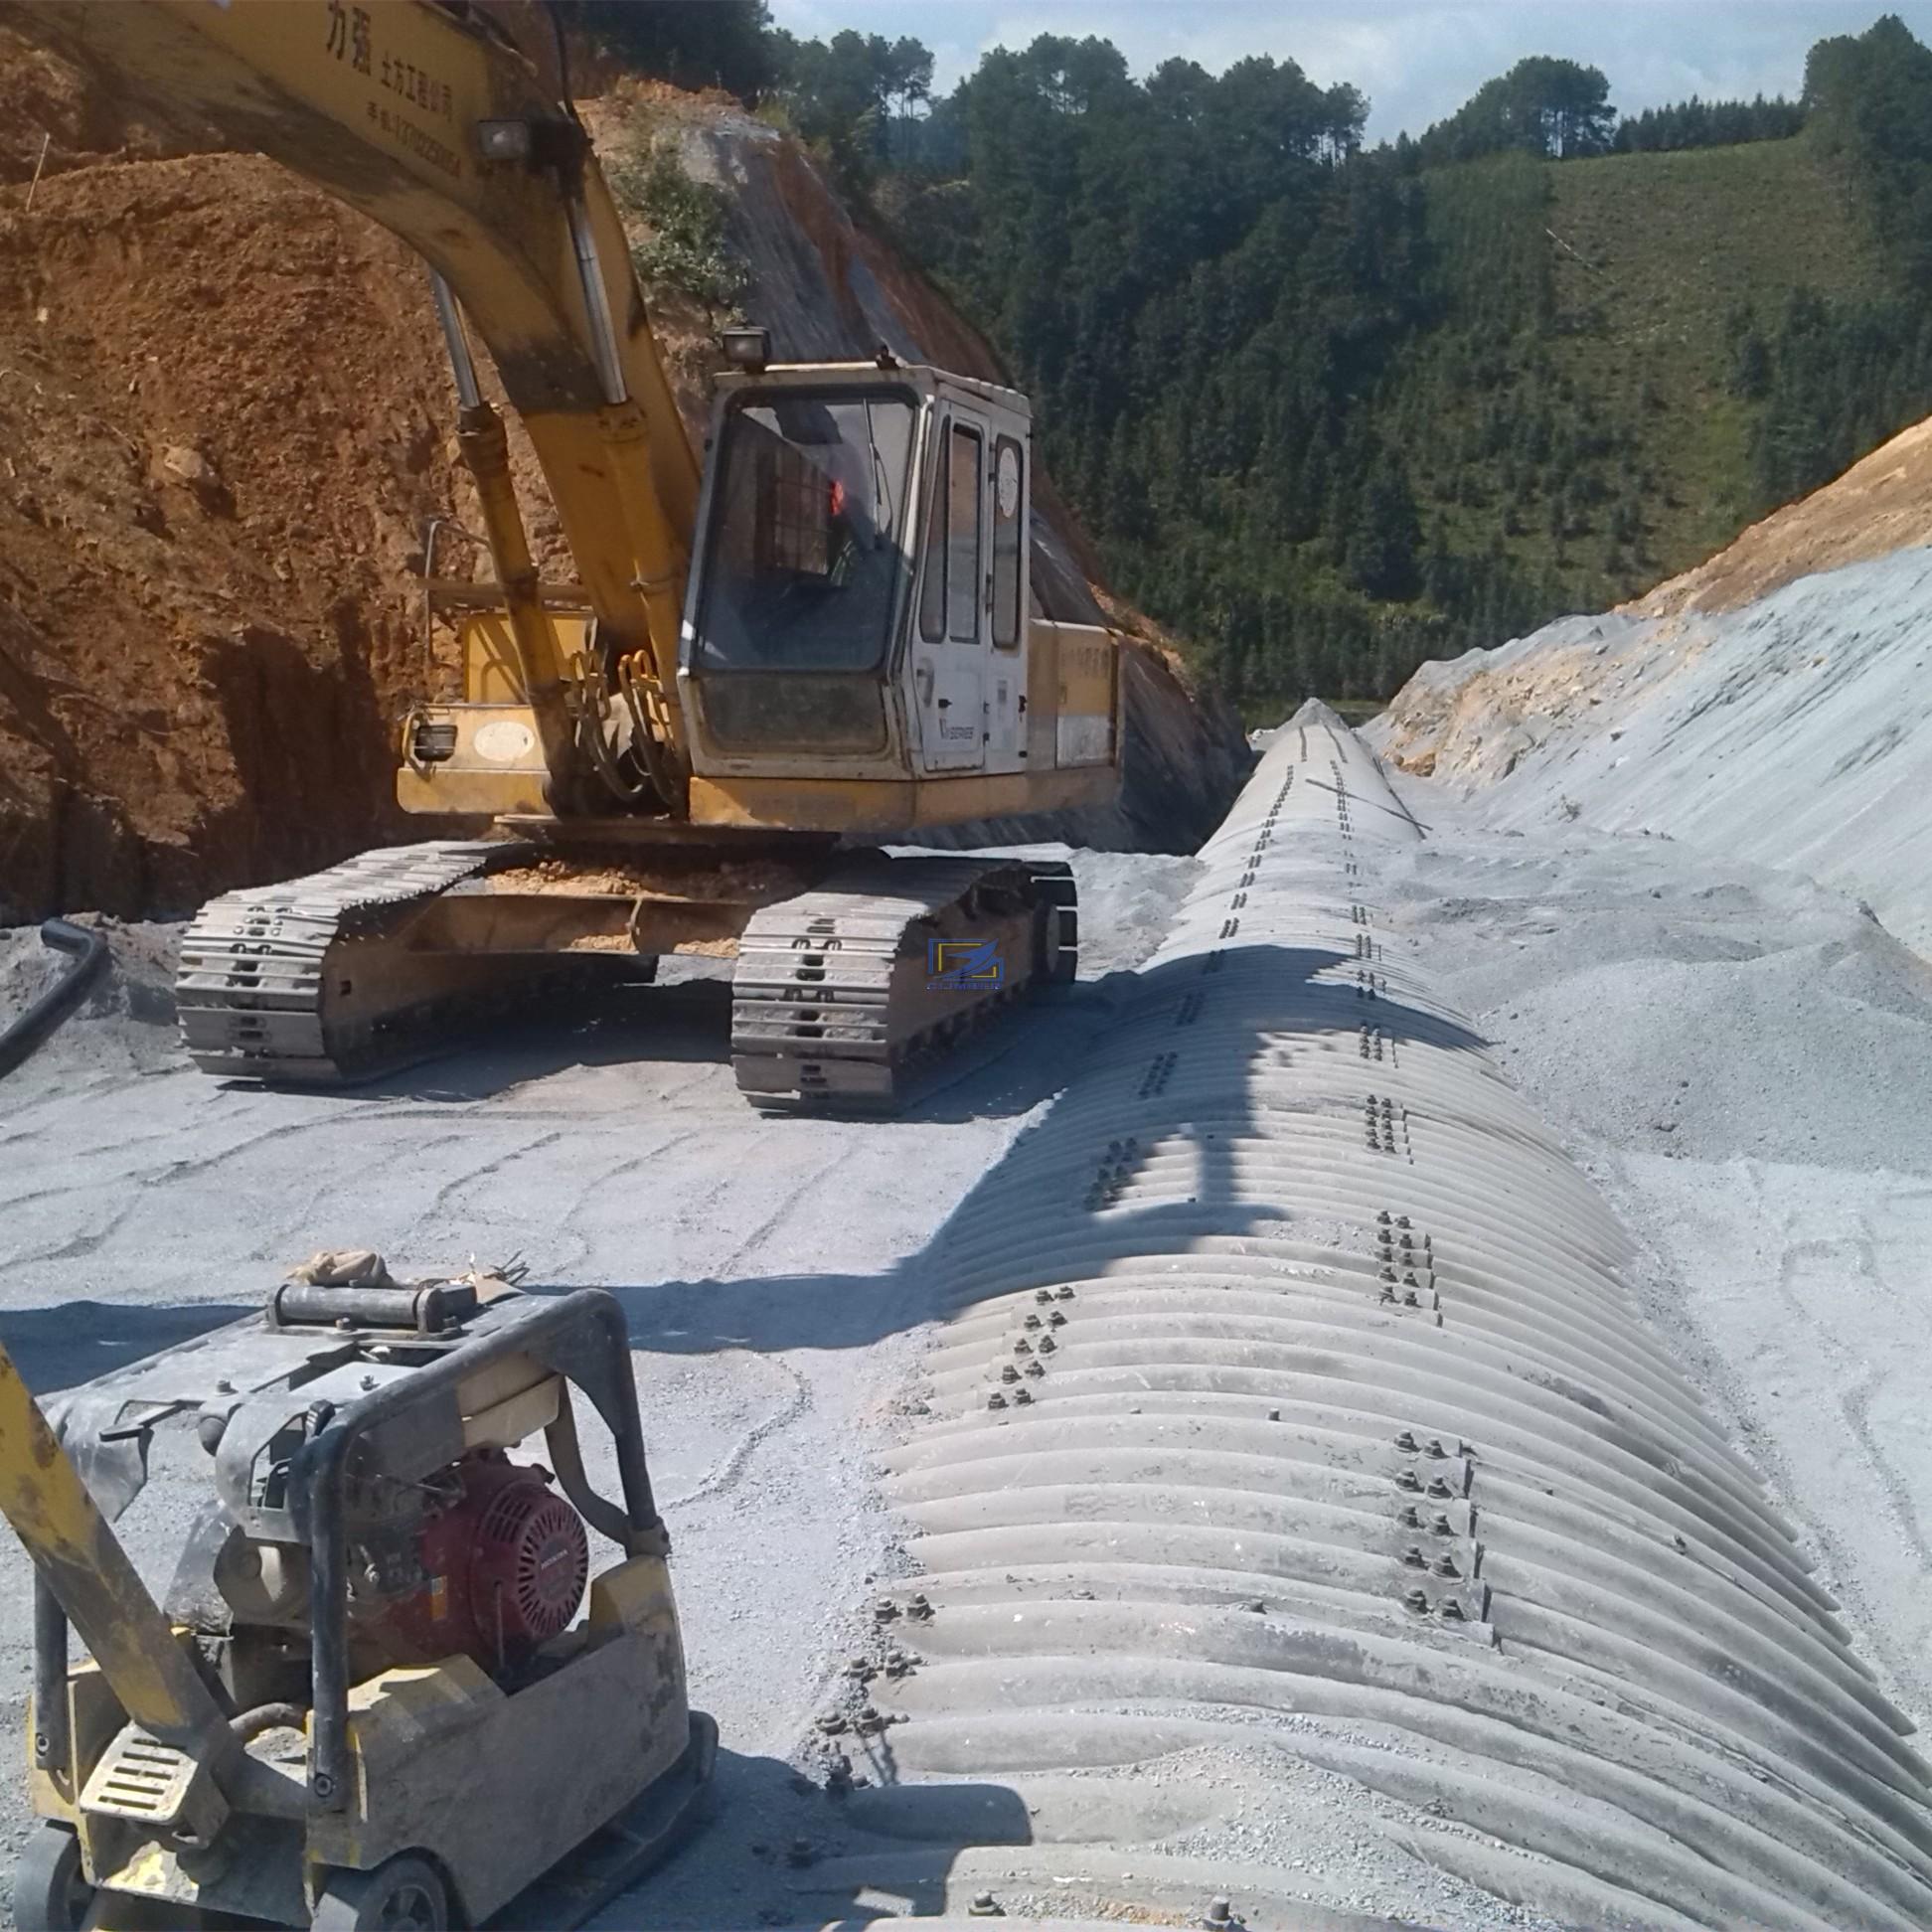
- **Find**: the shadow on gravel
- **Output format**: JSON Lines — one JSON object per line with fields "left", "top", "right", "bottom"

{"left": 310, "top": 974, "right": 1124, "bottom": 1123}
{"left": 0, "top": 1300, "right": 250, "bottom": 1393}
{"left": 633, "top": 1744, "right": 1034, "bottom": 1929}
{"left": 593, "top": 945, "right": 1490, "bottom": 1359}
{"left": 312, "top": 980, "right": 738, "bottom": 1104}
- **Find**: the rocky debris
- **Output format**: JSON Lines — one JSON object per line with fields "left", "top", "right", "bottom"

{"left": 0, "top": 912, "right": 180, "bottom": 1079}
{"left": 1376, "top": 778, "right": 1932, "bottom": 1749}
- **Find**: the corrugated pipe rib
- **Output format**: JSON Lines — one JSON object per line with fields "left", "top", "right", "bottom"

{"left": 820, "top": 703, "right": 1932, "bottom": 1930}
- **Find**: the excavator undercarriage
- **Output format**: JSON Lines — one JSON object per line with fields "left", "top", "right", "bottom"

{"left": 178, "top": 844, "right": 1077, "bottom": 1107}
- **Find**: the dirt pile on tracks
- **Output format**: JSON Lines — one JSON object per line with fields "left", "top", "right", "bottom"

{"left": 0, "top": 38, "right": 1241, "bottom": 924}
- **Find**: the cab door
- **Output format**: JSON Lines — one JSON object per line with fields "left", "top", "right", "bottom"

{"left": 911, "top": 409, "right": 987, "bottom": 772}
{"left": 983, "top": 429, "right": 1029, "bottom": 768}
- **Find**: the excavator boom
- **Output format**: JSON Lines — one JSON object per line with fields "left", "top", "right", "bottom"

{"left": 20, "top": 0, "right": 700, "bottom": 804}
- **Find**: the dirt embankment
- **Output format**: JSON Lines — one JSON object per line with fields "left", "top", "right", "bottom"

{"left": 0, "top": 20, "right": 188, "bottom": 187}
{"left": 1374, "top": 410, "right": 1932, "bottom": 786}
{"left": 1634, "top": 415, "right": 1932, "bottom": 620}
{"left": 0, "top": 39, "right": 1240, "bottom": 923}
{"left": 0, "top": 145, "right": 466, "bottom": 918}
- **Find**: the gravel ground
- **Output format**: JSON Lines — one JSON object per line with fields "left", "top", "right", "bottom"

{"left": 1376, "top": 776, "right": 1932, "bottom": 1736}
{"left": 0, "top": 850, "right": 1198, "bottom": 1926}
{"left": 5, "top": 794, "right": 1932, "bottom": 1927}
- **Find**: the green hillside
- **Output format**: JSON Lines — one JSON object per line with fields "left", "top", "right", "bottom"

{"left": 1384, "top": 132, "right": 1885, "bottom": 630}
{"left": 604, "top": 8, "right": 1932, "bottom": 707}
{"left": 1544, "top": 135, "right": 1883, "bottom": 571}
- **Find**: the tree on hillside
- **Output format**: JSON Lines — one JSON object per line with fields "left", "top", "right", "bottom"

{"left": 1346, "top": 457, "right": 1423, "bottom": 600}
{"left": 573, "top": 1, "right": 775, "bottom": 99}
{"left": 1614, "top": 93, "right": 1803, "bottom": 153}
{"left": 1805, "top": 14, "right": 1932, "bottom": 287}
{"left": 1419, "top": 57, "right": 1616, "bottom": 164}
{"left": 767, "top": 28, "right": 936, "bottom": 191}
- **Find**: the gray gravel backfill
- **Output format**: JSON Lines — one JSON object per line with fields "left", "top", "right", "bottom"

{"left": 5, "top": 793, "right": 1932, "bottom": 1927}
{"left": 1375, "top": 778, "right": 1932, "bottom": 1738}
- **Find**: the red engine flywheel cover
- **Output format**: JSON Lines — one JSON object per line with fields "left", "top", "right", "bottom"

{"left": 460, "top": 1459, "right": 589, "bottom": 1655}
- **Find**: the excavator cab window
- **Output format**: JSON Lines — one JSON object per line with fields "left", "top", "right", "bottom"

{"left": 693, "top": 389, "right": 915, "bottom": 674}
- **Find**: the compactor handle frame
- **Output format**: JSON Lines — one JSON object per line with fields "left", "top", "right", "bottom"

{"left": 293, "top": 1287, "right": 659, "bottom": 1810}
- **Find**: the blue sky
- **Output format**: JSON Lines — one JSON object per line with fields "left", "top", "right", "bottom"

{"left": 767, "top": 0, "right": 1932, "bottom": 142}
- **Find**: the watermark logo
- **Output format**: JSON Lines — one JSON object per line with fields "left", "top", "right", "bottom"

{"left": 927, "top": 938, "right": 1005, "bottom": 991}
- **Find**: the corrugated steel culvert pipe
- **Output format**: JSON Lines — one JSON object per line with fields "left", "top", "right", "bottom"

{"left": 802, "top": 703, "right": 1932, "bottom": 1931}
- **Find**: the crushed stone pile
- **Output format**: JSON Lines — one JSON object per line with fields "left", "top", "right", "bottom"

{"left": 1372, "top": 418, "right": 1932, "bottom": 956}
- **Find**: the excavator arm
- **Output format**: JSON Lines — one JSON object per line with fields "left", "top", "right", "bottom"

{"left": 15, "top": 0, "right": 701, "bottom": 810}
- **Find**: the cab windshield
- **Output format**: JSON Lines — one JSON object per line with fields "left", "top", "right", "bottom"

{"left": 692, "top": 389, "right": 916, "bottom": 673}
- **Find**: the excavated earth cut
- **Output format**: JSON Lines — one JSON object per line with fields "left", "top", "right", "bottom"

{"left": 794, "top": 704, "right": 1932, "bottom": 1931}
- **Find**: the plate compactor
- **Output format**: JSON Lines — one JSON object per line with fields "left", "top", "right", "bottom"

{"left": 0, "top": 1252, "right": 715, "bottom": 1930}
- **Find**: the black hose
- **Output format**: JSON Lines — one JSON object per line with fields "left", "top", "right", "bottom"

{"left": 229, "top": 1701, "right": 307, "bottom": 1744}
{"left": 0, "top": 919, "right": 108, "bottom": 1079}
{"left": 544, "top": 0, "right": 574, "bottom": 116}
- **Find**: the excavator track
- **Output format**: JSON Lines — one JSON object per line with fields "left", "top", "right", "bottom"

{"left": 180, "top": 845, "right": 1077, "bottom": 1101}
{"left": 730, "top": 854, "right": 1077, "bottom": 1111}
{"left": 175, "top": 840, "right": 533, "bottom": 1084}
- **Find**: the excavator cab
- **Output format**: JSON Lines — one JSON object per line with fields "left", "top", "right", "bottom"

{"left": 677, "top": 356, "right": 1118, "bottom": 834}
{"left": 683, "top": 360, "right": 1011, "bottom": 775}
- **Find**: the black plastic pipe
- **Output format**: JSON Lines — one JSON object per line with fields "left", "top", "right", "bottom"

{"left": 0, "top": 919, "right": 109, "bottom": 1078}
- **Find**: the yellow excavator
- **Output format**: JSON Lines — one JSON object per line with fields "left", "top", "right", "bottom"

{"left": 20, "top": 0, "right": 1121, "bottom": 1108}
